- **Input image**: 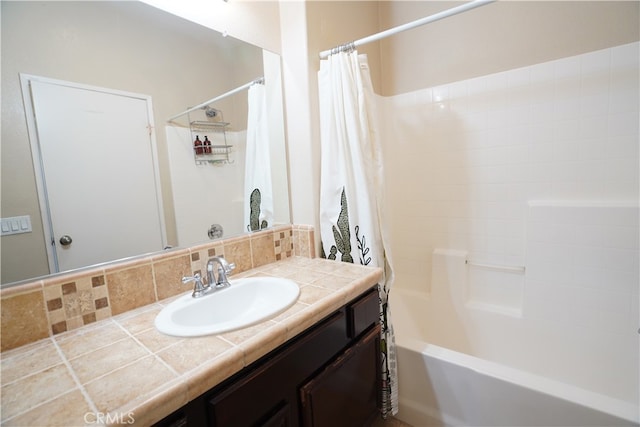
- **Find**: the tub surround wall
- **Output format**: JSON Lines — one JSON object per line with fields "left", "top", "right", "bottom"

{"left": 399, "top": 243, "right": 638, "bottom": 408}
{"left": 382, "top": 41, "right": 639, "bottom": 417}
{"left": 383, "top": 41, "right": 639, "bottom": 294}
{"left": 0, "top": 225, "right": 315, "bottom": 352}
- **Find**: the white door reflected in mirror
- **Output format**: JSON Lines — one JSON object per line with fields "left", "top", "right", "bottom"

{"left": 26, "top": 76, "right": 166, "bottom": 273}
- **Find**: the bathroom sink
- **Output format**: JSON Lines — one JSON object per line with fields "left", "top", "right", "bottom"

{"left": 155, "top": 277, "right": 300, "bottom": 337}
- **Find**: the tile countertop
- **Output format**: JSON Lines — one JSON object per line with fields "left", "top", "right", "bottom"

{"left": 0, "top": 257, "right": 382, "bottom": 427}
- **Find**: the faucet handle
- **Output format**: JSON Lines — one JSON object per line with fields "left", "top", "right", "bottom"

{"left": 181, "top": 273, "right": 198, "bottom": 285}
{"left": 182, "top": 273, "right": 210, "bottom": 298}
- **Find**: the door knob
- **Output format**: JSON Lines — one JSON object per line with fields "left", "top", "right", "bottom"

{"left": 59, "top": 235, "right": 73, "bottom": 246}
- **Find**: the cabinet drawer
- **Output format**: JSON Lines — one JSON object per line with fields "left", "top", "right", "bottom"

{"left": 347, "top": 286, "right": 379, "bottom": 339}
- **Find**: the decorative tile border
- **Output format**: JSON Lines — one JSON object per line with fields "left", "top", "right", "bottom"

{"left": 274, "top": 228, "right": 294, "bottom": 260}
{"left": 1, "top": 225, "right": 316, "bottom": 352}
{"left": 43, "top": 273, "right": 111, "bottom": 334}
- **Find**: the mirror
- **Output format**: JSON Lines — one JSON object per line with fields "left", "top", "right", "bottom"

{"left": 0, "top": 1, "right": 290, "bottom": 285}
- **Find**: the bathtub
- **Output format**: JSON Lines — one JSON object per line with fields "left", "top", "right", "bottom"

{"left": 391, "top": 287, "right": 640, "bottom": 427}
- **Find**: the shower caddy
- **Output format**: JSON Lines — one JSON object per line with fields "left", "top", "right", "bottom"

{"left": 188, "top": 111, "right": 232, "bottom": 165}
{"left": 167, "top": 77, "right": 266, "bottom": 166}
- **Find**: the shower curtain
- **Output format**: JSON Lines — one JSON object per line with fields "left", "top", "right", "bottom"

{"left": 244, "top": 84, "right": 273, "bottom": 232}
{"left": 318, "top": 50, "right": 398, "bottom": 416}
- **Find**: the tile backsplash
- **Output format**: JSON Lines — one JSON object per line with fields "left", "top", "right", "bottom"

{"left": 1, "top": 225, "right": 316, "bottom": 352}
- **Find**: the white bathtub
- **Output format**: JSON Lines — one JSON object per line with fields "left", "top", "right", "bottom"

{"left": 391, "top": 287, "right": 640, "bottom": 427}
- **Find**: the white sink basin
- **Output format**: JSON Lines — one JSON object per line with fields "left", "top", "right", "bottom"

{"left": 155, "top": 277, "right": 300, "bottom": 337}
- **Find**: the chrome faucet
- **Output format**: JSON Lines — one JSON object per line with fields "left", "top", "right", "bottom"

{"left": 181, "top": 256, "right": 235, "bottom": 298}
{"left": 206, "top": 256, "right": 235, "bottom": 289}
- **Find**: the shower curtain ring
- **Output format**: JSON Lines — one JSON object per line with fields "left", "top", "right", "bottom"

{"left": 346, "top": 41, "right": 356, "bottom": 53}
{"left": 330, "top": 41, "right": 356, "bottom": 56}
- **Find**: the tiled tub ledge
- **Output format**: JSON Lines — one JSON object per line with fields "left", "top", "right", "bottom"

{"left": 0, "top": 257, "right": 382, "bottom": 426}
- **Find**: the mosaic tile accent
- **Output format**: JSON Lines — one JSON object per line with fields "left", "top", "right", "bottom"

{"left": 43, "top": 274, "right": 111, "bottom": 335}
{"left": 274, "top": 229, "right": 294, "bottom": 261}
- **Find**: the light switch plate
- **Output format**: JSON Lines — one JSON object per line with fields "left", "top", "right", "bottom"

{"left": 1, "top": 215, "right": 32, "bottom": 236}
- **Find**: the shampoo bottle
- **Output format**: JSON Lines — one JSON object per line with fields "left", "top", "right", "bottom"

{"left": 194, "top": 135, "right": 203, "bottom": 155}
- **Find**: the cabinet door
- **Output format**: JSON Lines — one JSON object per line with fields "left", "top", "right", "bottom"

{"left": 261, "top": 403, "right": 293, "bottom": 427}
{"left": 207, "top": 311, "right": 348, "bottom": 426}
{"left": 300, "top": 324, "right": 381, "bottom": 427}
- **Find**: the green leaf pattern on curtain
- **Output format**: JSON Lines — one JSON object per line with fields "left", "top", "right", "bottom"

{"left": 355, "top": 225, "right": 371, "bottom": 265}
{"left": 328, "top": 188, "right": 354, "bottom": 263}
{"left": 248, "top": 188, "right": 268, "bottom": 232}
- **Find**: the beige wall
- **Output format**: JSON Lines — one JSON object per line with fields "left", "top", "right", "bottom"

{"left": 279, "top": 1, "right": 318, "bottom": 233}
{"left": 140, "top": 0, "right": 282, "bottom": 54}
{"left": 379, "top": 1, "right": 640, "bottom": 95}
{"left": 307, "top": 1, "right": 382, "bottom": 91}
{"left": 1, "top": 1, "right": 262, "bottom": 283}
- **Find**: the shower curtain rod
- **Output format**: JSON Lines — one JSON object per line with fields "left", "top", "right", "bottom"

{"left": 319, "top": 0, "right": 496, "bottom": 59}
{"left": 167, "top": 77, "right": 264, "bottom": 122}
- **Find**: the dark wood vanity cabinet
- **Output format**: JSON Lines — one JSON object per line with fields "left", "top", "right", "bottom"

{"left": 299, "top": 324, "right": 381, "bottom": 427}
{"left": 154, "top": 285, "right": 381, "bottom": 427}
